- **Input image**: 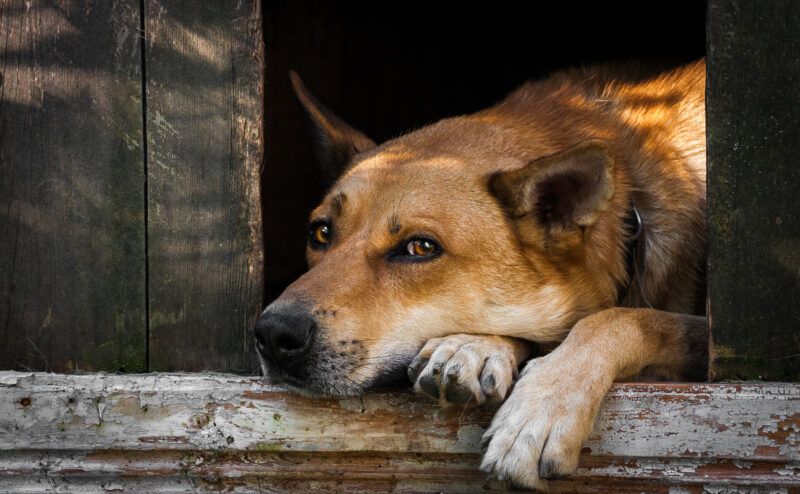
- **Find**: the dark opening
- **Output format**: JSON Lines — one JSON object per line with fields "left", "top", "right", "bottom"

{"left": 261, "top": 1, "right": 706, "bottom": 302}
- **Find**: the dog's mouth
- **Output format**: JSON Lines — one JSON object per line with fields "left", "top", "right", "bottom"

{"left": 253, "top": 302, "right": 423, "bottom": 396}
{"left": 257, "top": 348, "right": 415, "bottom": 397}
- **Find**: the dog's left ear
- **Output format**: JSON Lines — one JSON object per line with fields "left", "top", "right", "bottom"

{"left": 489, "top": 139, "right": 615, "bottom": 236}
{"left": 290, "top": 71, "right": 377, "bottom": 183}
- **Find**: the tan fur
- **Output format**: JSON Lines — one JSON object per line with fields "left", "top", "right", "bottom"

{"left": 258, "top": 60, "right": 708, "bottom": 489}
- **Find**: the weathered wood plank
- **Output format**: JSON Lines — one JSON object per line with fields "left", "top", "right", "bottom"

{"left": 707, "top": 0, "right": 800, "bottom": 380}
{"left": 0, "top": 0, "right": 146, "bottom": 371}
{"left": 144, "top": 1, "right": 264, "bottom": 371}
{"left": 2, "top": 451, "right": 796, "bottom": 494}
{"left": 1, "top": 373, "right": 798, "bottom": 492}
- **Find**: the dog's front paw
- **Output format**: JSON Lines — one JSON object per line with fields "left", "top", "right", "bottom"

{"left": 479, "top": 352, "right": 610, "bottom": 490}
{"left": 407, "top": 334, "right": 531, "bottom": 406}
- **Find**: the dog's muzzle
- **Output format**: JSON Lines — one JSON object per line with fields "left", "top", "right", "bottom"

{"left": 254, "top": 304, "right": 317, "bottom": 368}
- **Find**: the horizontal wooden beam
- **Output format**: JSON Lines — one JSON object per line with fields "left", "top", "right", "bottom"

{"left": 1, "top": 373, "right": 798, "bottom": 492}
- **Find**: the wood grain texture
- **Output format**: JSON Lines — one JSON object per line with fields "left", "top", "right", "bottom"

{"left": 0, "top": 0, "right": 146, "bottom": 371}
{"left": 1, "top": 373, "right": 798, "bottom": 492}
{"left": 707, "top": 0, "right": 800, "bottom": 380}
{"left": 144, "top": 1, "right": 264, "bottom": 372}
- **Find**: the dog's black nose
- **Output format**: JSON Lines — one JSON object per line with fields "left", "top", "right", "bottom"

{"left": 254, "top": 305, "right": 317, "bottom": 365}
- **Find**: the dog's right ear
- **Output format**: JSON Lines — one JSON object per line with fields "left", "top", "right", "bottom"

{"left": 489, "top": 139, "right": 615, "bottom": 242}
{"left": 290, "top": 71, "right": 377, "bottom": 183}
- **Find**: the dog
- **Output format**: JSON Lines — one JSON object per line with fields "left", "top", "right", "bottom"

{"left": 254, "top": 60, "right": 709, "bottom": 490}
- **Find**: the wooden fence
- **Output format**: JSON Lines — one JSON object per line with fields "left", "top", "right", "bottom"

{"left": 1, "top": 1, "right": 800, "bottom": 491}
{"left": 2, "top": 0, "right": 799, "bottom": 379}
{"left": 0, "top": 0, "right": 263, "bottom": 373}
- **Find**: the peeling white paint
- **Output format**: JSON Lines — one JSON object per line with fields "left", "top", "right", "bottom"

{"left": 702, "top": 485, "right": 787, "bottom": 494}
{"left": 774, "top": 461, "right": 800, "bottom": 476}
{"left": 1, "top": 374, "right": 798, "bottom": 492}
{"left": 589, "top": 383, "right": 800, "bottom": 460}
{"left": 0, "top": 372, "right": 32, "bottom": 386}
{"left": 669, "top": 486, "right": 692, "bottom": 494}
{"left": 456, "top": 424, "right": 485, "bottom": 449}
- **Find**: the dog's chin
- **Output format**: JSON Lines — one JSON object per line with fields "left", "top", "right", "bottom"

{"left": 276, "top": 374, "right": 367, "bottom": 398}
{"left": 258, "top": 355, "right": 411, "bottom": 398}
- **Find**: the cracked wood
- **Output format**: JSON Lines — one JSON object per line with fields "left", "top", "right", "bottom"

{"left": 1, "top": 373, "right": 798, "bottom": 492}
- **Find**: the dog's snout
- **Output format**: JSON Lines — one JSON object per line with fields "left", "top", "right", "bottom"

{"left": 254, "top": 305, "right": 317, "bottom": 365}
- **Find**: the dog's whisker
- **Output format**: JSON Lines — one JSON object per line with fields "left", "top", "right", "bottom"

{"left": 329, "top": 299, "right": 352, "bottom": 313}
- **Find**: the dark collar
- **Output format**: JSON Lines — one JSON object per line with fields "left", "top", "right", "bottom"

{"left": 617, "top": 204, "right": 643, "bottom": 305}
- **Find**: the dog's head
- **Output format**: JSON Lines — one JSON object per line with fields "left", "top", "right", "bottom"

{"left": 255, "top": 74, "right": 625, "bottom": 396}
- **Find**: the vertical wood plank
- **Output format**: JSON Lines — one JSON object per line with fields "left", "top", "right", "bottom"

{"left": 145, "top": 1, "right": 264, "bottom": 371}
{"left": 0, "top": 0, "right": 146, "bottom": 371}
{"left": 707, "top": 0, "right": 800, "bottom": 380}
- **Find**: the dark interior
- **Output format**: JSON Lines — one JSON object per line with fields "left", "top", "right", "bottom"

{"left": 261, "top": 1, "right": 706, "bottom": 303}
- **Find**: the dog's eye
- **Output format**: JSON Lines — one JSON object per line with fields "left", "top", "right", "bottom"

{"left": 309, "top": 221, "right": 331, "bottom": 248}
{"left": 406, "top": 239, "right": 437, "bottom": 256}
{"left": 388, "top": 236, "right": 442, "bottom": 262}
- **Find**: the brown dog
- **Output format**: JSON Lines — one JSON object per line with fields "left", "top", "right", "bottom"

{"left": 254, "top": 60, "right": 709, "bottom": 489}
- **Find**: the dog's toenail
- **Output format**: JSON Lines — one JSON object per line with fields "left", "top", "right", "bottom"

{"left": 481, "top": 373, "right": 496, "bottom": 394}
{"left": 445, "top": 364, "right": 460, "bottom": 380}
{"left": 419, "top": 374, "right": 439, "bottom": 398}
{"left": 538, "top": 460, "right": 552, "bottom": 479}
{"left": 445, "top": 382, "right": 474, "bottom": 404}
{"left": 408, "top": 357, "right": 425, "bottom": 381}
{"left": 538, "top": 459, "right": 566, "bottom": 480}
